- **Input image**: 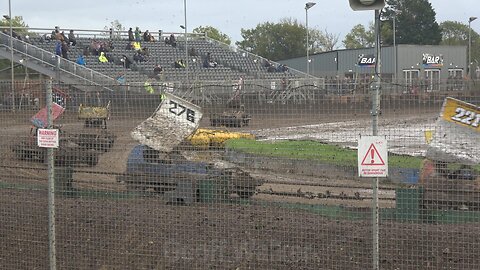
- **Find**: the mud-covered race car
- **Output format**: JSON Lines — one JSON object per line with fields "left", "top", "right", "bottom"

{"left": 11, "top": 127, "right": 99, "bottom": 167}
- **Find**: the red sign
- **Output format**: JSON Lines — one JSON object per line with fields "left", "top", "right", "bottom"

{"left": 360, "top": 144, "right": 385, "bottom": 166}
{"left": 31, "top": 103, "right": 65, "bottom": 128}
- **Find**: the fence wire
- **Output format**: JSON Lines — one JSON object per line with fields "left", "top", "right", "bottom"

{"left": 0, "top": 76, "right": 479, "bottom": 270}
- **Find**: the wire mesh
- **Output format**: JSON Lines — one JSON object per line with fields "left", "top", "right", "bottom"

{"left": 1, "top": 34, "right": 480, "bottom": 270}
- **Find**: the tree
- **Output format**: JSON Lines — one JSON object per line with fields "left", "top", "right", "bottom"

{"left": 343, "top": 23, "right": 375, "bottom": 49}
{"left": 193, "top": 26, "right": 231, "bottom": 45}
{"left": 440, "top": 21, "right": 480, "bottom": 69}
{"left": 314, "top": 28, "right": 340, "bottom": 52}
{"left": 440, "top": 21, "right": 471, "bottom": 45}
{"left": 104, "top": 20, "right": 124, "bottom": 39}
{"left": 236, "top": 18, "right": 336, "bottom": 61}
{"left": 0, "top": 16, "right": 30, "bottom": 75}
{"left": 383, "top": 0, "right": 442, "bottom": 45}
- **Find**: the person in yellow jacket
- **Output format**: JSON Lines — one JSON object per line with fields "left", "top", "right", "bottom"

{"left": 144, "top": 80, "right": 155, "bottom": 94}
{"left": 98, "top": 52, "right": 108, "bottom": 63}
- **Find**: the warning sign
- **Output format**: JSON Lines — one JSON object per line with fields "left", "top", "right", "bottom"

{"left": 358, "top": 136, "right": 388, "bottom": 177}
{"left": 37, "top": 128, "right": 59, "bottom": 148}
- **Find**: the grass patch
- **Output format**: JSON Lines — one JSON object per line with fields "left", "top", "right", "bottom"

{"left": 226, "top": 139, "right": 424, "bottom": 169}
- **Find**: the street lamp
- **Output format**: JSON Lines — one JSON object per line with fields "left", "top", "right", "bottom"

{"left": 468, "top": 16, "right": 477, "bottom": 80}
{"left": 393, "top": 11, "right": 397, "bottom": 86}
{"left": 182, "top": 0, "right": 188, "bottom": 84}
{"left": 305, "top": 2, "right": 316, "bottom": 77}
{"left": 4, "top": 1, "right": 15, "bottom": 111}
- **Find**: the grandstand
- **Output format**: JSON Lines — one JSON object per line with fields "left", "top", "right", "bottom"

{"left": 0, "top": 28, "right": 325, "bottom": 105}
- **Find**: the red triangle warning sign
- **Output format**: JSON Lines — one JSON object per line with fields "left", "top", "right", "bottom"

{"left": 361, "top": 143, "right": 385, "bottom": 166}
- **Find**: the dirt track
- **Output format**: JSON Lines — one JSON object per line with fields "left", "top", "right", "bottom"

{"left": 2, "top": 99, "right": 480, "bottom": 269}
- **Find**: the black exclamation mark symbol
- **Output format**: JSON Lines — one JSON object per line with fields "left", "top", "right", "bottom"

{"left": 370, "top": 148, "right": 375, "bottom": 164}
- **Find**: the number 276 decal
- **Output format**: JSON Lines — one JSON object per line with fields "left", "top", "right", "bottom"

{"left": 451, "top": 107, "right": 480, "bottom": 128}
{"left": 168, "top": 100, "right": 196, "bottom": 123}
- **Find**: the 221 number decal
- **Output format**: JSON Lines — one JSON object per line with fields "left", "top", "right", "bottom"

{"left": 451, "top": 107, "right": 480, "bottom": 128}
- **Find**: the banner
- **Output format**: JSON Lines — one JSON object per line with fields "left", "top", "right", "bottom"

{"left": 422, "top": 53, "right": 443, "bottom": 68}
{"left": 357, "top": 54, "right": 376, "bottom": 67}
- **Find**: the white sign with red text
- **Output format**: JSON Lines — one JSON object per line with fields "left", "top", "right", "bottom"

{"left": 37, "top": 128, "right": 59, "bottom": 148}
{"left": 358, "top": 136, "right": 388, "bottom": 177}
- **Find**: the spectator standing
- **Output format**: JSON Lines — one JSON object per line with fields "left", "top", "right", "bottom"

{"left": 55, "top": 41, "right": 62, "bottom": 56}
{"left": 68, "top": 30, "right": 76, "bottom": 46}
{"left": 169, "top": 34, "right": 176, "bottom": 47}
{"left": 128, "top": 28, "right": 134, "bottom": 41}
{"left": 55, "top": 30, "right": 64, "bottom": 42}
{"left": 134, "top": 27, "right": 141, "bottom": 42}
{"left": 61, "top": 41, "right": 69, "bottom": 59}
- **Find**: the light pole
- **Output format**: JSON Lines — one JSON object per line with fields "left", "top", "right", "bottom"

{"left": 182, "top": 0, "right": 188, "bottom": 84}
{"left": 468, "top": 16, "right": 477, "bottom": 80}
{"left": 393, "top": 12, "right": 397, "bottom": 86}
{"left": 305, "top": 2, "right": 316, "bottom": 77}
{"left": 4, "top": 0, "right": 14, "bottom": 111}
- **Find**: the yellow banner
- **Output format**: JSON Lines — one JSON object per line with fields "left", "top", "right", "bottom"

{"left": 441, "top": 97, "right": 480, "bottom": 132}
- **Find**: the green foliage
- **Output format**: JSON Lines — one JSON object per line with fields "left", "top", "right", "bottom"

{"left": 236, "top": 18, "right": 305, "bottom": 61}
{"left": 235, "top": 18, "right": 338, "bottom": 61}
{"left": 440, "top": 21, "right": 480, "bottom": 65}
{"left": 226, "top": 139, "right": 423, "bottom": 169}
{"left": 0, "top": 15, "right": 29, "bottom": 35}
{"left": 343, "top": 23, "right": 375, "bottom": 49}
{"left": 0, "top": 16, "right": 30, "bottom": 76}
{"left": 384, "top": 0, "right": 442, "bottom": 45}
{"left": 193, "top": 26, "right": 231, "bottom": 45}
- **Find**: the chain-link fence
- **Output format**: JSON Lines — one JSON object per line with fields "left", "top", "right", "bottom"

{"left": 0, "top": 78, "right": 479, "bottom": 269}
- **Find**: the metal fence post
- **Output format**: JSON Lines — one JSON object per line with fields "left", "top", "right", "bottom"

{"left": 47, "top": 79, "right": 57, "bottom": 270}
{"left": 371, "top": 9, "right": 382, "bottom": 270}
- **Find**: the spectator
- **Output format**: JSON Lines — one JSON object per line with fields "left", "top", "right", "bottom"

{"left": 128, "top": 27, "right": 134, "bottom": 41}
{"left": 143, "top": 30, "right": 155, "bottom": 42}
{"left": 276, "top": 64, "right": 288, "bottom": 73}
{"left": 76, "top": 54, "right": 86, "bottom": 66}
{"left": 42, "top": 33, "right": 51, "bottom": 43}
{"left": 174, "top": 59, "right": 186, "bottom": 68}
{"left": 144, "top": 80, "right": 155, "bottom": 94}
{"left": 188, "top": 47, "right": 198, "bottom": 56}
{"left": 153, "top": 64, "right": 163, "bottom": 80}
{"left": 60, "top": 31, "right": 67, "bottom": 42}
{"left": 203, "top": 52, "right": 217, "bottom": 68}
{"left": 264, "top": 60, "right": 273, "bottom": 68}
{"left": 169, "top": 34, "right": 176, "bottom": 47}
{"left": 98, "top": 52, "right": 109, "bottom": 63}
{"left": 68, "top": 30, "right": 76, "bottom": 46}
{"left": 133, "top": 51, "right": 146, "bottom": 63}
{"left": 61, "top": 41, "right": 69, "bottom": 59}
{"left": 132, "top": 41, "right": 141, "bottom": 51}
{"left": 55, "top": 41, "right": 62, "bottom": 56}
{"left": 55, "top": 30, "right": 64, "bottom": 42}
{"left": 121, "top": 54, "right": 132, "bottom": 69}
{"left": 134, "top": 27, "right": 141, "bottom": 42}
{"left": 139, "top": 47, "right": 149, "bottom": 57}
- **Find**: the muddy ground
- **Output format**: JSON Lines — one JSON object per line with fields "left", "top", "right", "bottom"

{"left": 1, "top": 97, "right": 480, "bottom": 269}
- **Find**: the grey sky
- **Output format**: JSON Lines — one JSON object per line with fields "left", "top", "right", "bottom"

{"left": 2, "top": 0, "right": 479, "bottom": 46}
